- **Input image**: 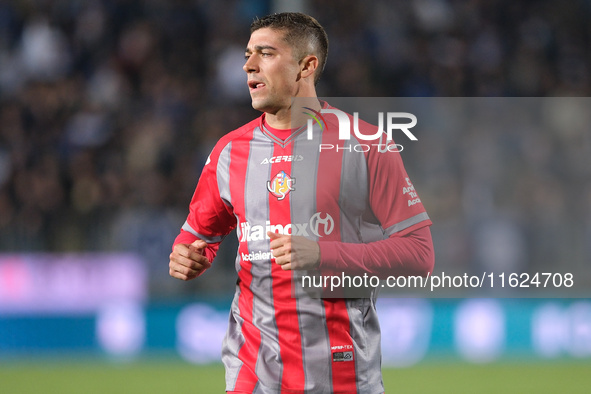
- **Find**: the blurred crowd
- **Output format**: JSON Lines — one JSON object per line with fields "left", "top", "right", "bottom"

{"left": 0, "top": 0, "right": 589, "bottom": 296}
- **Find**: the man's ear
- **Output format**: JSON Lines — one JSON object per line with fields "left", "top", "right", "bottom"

{"left": 300, "top": 55, "right": 319, "bottom": 81}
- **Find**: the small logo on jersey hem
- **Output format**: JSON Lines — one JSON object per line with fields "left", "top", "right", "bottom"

{"left": 332, "top": 351, "right": 354, "bottom": 362}
{"left": 267, "top": 171, "right": 295, "bottom": 200}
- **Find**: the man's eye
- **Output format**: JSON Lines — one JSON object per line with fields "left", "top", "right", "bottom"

{"left": 244, "top": 55, "right": 250, "bottom": 60}
{"left": 261, "top": 52, "right": 271, "bottom": 57}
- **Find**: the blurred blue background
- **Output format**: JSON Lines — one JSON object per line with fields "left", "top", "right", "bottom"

{"left": 0, "top": 0, "right": 590, "bottom": 366}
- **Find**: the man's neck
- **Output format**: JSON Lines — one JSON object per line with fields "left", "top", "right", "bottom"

{"left": 264, "top": 108, "right": 292, "bottom": 130}
{"left": 264, "top": 97, "right": 322, "bottom": 130}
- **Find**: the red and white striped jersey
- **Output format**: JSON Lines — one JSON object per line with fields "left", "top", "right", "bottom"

{"left": 174, "top": 103, "right": 432, "bottom": 393}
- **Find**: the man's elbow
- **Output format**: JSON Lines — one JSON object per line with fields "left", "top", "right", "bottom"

{"left": 416, "top": 227, "right": 435, "bottom": 276}
{"left": 421, "top": 248, "right": 435, "bottom": 276}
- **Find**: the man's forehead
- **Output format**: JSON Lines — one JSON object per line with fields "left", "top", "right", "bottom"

{"left": 246, "top": 28, "right": 288, "bottom": 51}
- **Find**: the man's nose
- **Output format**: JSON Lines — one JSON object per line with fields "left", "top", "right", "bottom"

{"left": 243, "top": 56, "right": 258, "bottom": 73}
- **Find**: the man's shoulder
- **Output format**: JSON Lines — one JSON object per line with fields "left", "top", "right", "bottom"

{"left": 217, "top": 116, "right": 262, "bottom": 147}
{"left": 205, "top": 115, "right": 262, "bottom": 166}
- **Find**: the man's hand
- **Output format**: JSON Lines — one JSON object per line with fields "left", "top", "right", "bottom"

{"left": 268, "top": 231, "right": 320, "bottom": 271}
{"left": 169, "top": 239, "right": 211, "bottom": 280}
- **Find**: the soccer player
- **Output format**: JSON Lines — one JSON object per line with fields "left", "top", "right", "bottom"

{"left": 169, "top": 12, "right": 434, "bottom": 393}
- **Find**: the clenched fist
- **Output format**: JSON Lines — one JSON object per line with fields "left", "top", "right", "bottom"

{"left": 169, "top": 239, "right": 211, "bottom": 280}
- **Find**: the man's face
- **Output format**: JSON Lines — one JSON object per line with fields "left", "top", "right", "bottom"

{"left": 244, "top": 27, "right": 302, "bottom": 114}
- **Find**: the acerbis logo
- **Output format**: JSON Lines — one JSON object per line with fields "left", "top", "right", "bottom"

{"left": 239, "top": 212, "right": 335, "bottom": 242}
{"left": 267, "top": 171, "right": 295, "bottom": 201}
{"left": 260, "top": 155, "right": 304, "bottom": 165}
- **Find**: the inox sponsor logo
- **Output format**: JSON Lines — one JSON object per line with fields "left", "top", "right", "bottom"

{"left": 239, "top": 212, "right": 335, "bottom": 242}
{"left": 304, "top": 107, "right": 417, "bottom": 152}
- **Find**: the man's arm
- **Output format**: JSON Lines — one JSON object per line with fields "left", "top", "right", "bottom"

{"left": 169, "top": 239, "right": 212, "bottom": 281}
{"left": 269, "top": 225, "right": 434, "bottom": 278}
{"left": 317, "top": 225, "right": 434, "bottom": 277}
{"left": 169, "top": 138, "right": 236, "bottom": 281}
{"left": 169, "top": 233, "right": 222, "bottom": 280}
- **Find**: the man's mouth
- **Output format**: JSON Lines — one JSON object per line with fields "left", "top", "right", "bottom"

{"left": 248, "top": 80, "right": 266, "bottom": 92}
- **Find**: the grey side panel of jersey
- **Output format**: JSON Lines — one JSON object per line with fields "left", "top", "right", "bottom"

{"left": 292, "top": 131, "right": 334, "bottom": 393}
{"left": 245, "top": 128, "right": 284, "bottom": 389}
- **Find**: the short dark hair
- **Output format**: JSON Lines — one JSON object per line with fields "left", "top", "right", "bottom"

{"left": 250, "top": 12, "right": 329, "bottom": 85}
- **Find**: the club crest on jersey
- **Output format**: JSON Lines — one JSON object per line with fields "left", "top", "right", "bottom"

{"left": 267, "top": 171, "right": 295, "bottom": 200}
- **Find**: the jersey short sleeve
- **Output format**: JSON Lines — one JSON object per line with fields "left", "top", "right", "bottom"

{"left": 180, "top": 140, "right": 237, "bottom": 245}
{"left": 365, "top": 137, "right": 431, "bottom": 237}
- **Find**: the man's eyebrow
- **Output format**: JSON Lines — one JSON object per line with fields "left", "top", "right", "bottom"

{"left": 245, "top": 45, "right": 277, "bottom": 53}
